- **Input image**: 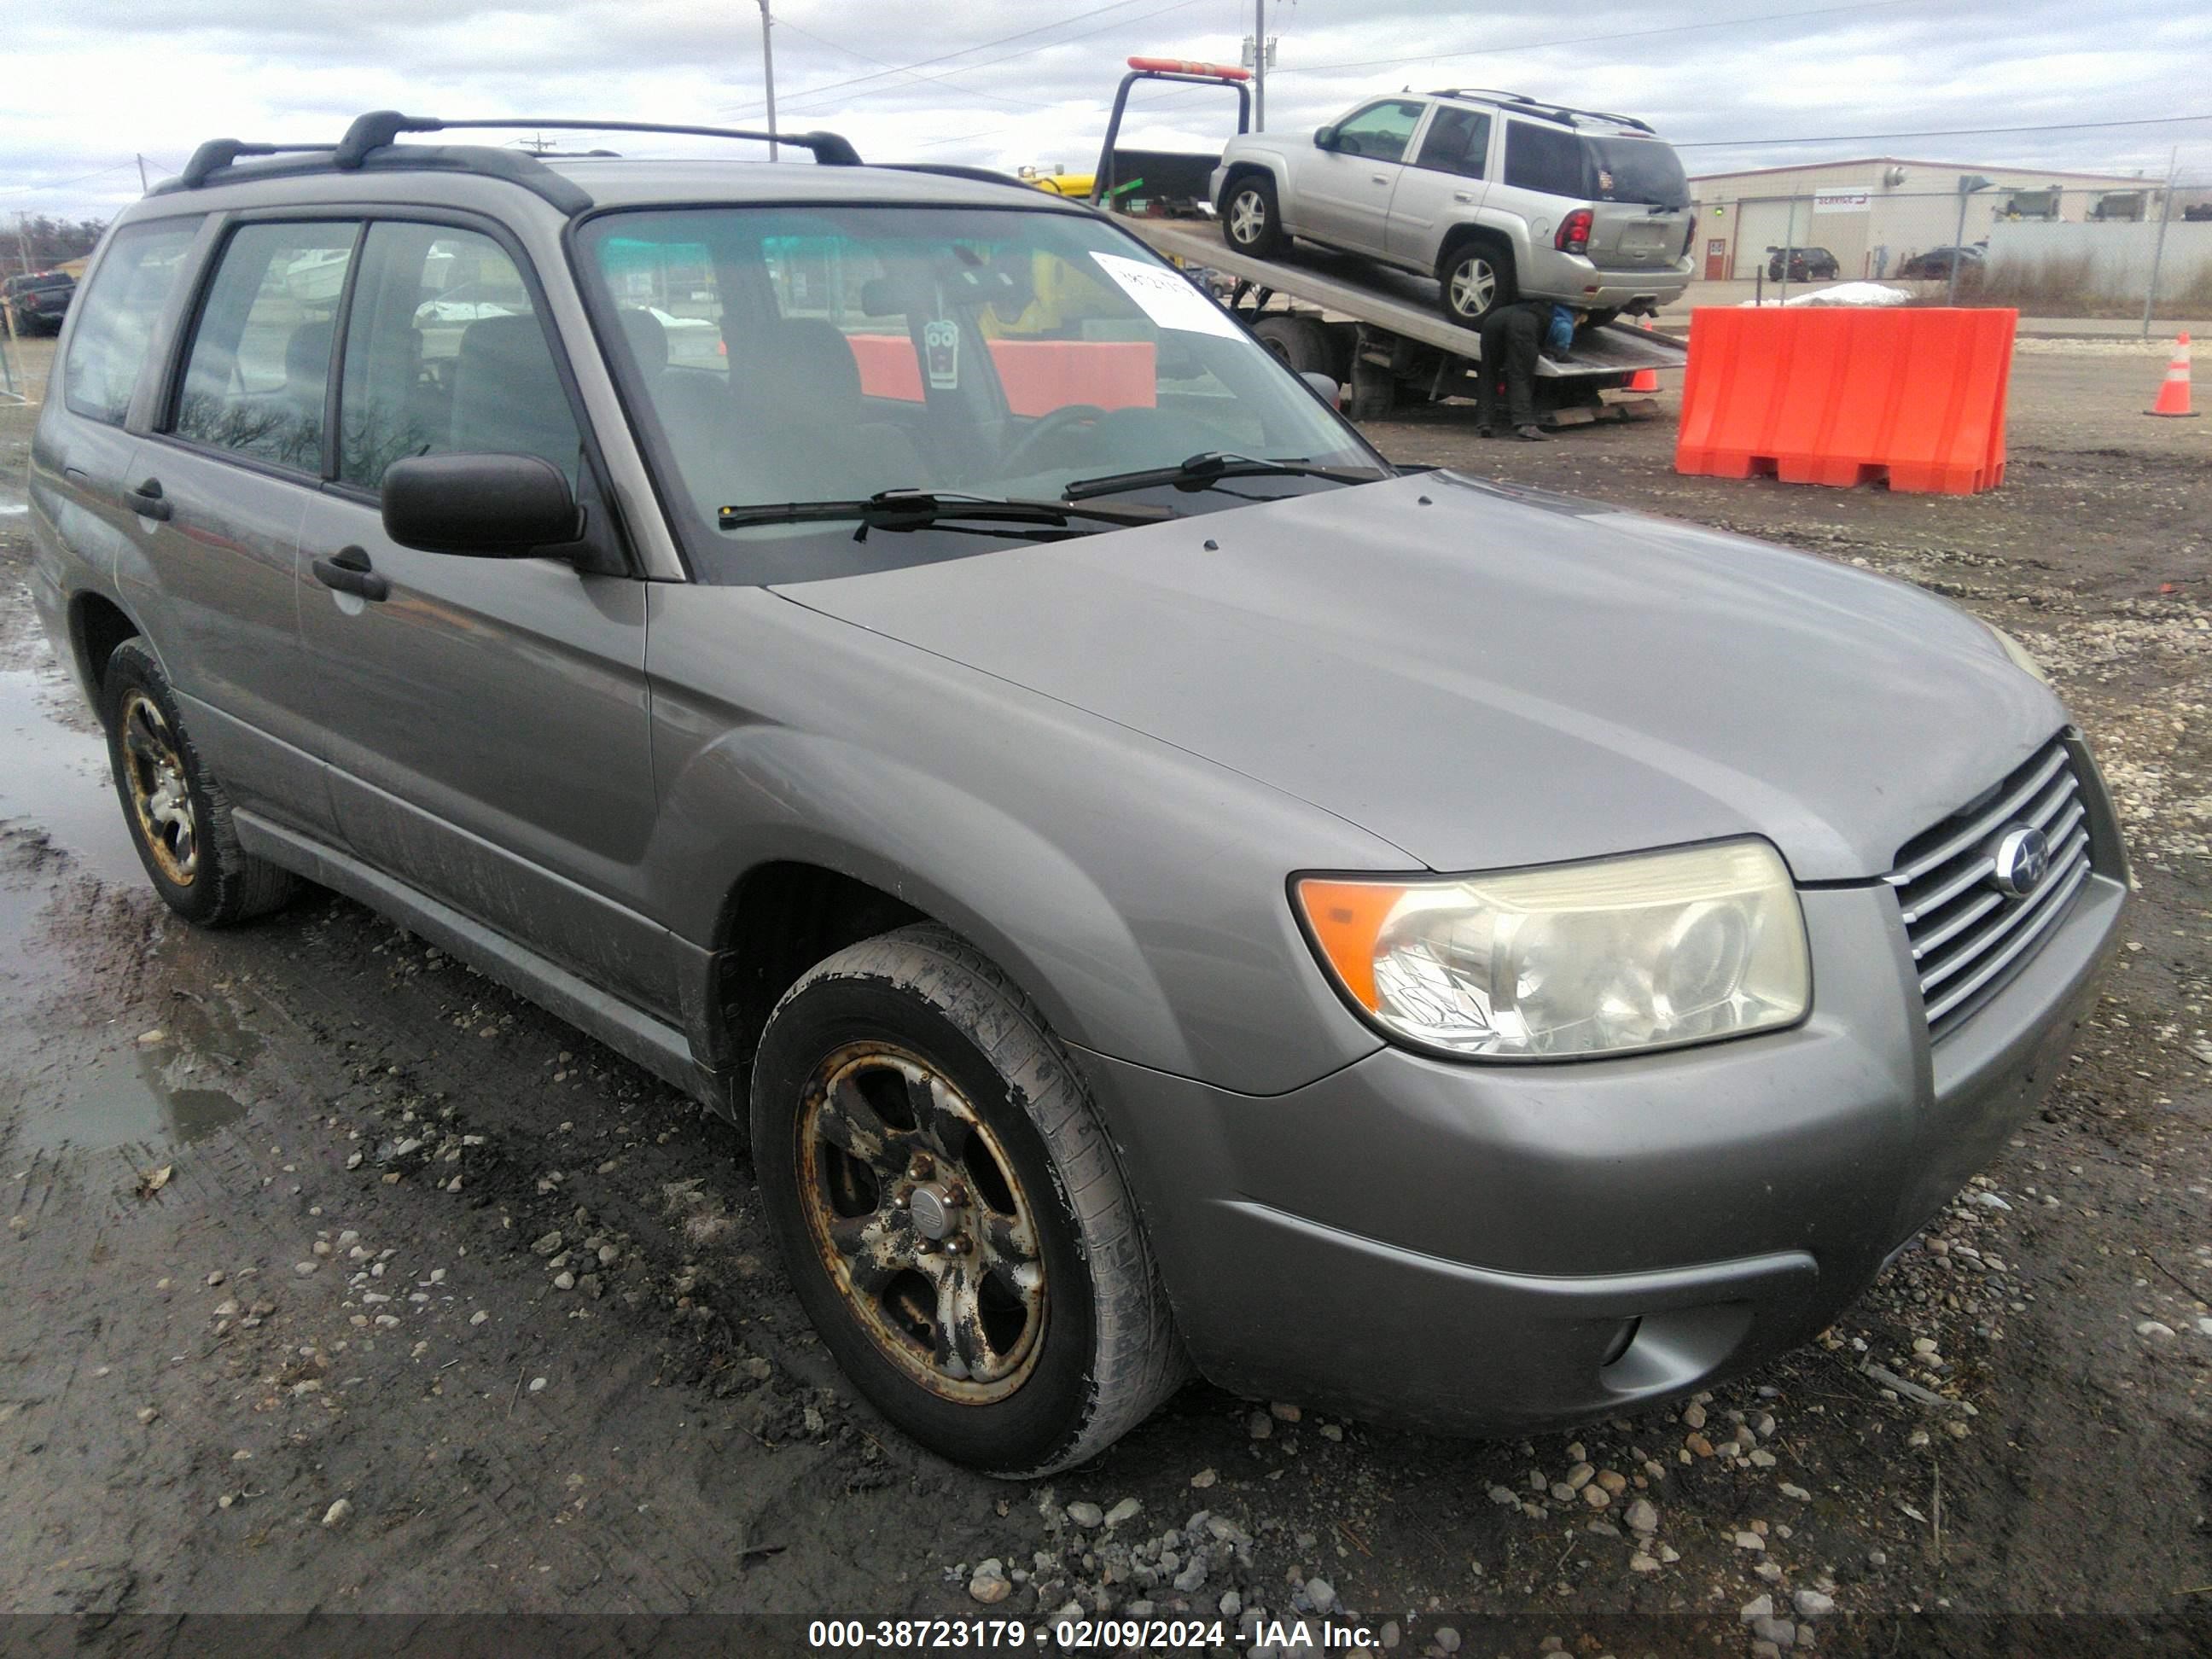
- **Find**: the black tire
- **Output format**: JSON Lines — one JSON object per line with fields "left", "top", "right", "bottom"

{"left": 1439, "top": 241, "right": 1516, "bottom": 327}
{"left": 101, "top": 639, "right": 298, "bottom": 926}
{"left": 1250, "top": 313, "right": 1339, "bottom": 379}
{"left": 1221, "top": 172, "right": 1287, "bottom": 258}
{"left": 750, "top": 923, "right": 1186, "bottom": 1476}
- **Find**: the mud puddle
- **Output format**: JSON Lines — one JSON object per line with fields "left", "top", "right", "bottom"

{"left": 0, "top": 661, "right": 140, "bottom": 883}
{"left": 4, "top": 983, "right": 263, "bottom": 1154}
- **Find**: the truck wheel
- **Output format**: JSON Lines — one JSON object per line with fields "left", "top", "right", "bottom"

{"left": 1250, "top": 313, "right": 1338, "bottom": 379}
{"left": 101, "top": 639, "right": 298, "bottom": 926}
{"left": 1223, "top": 175, "right": 1287, "bottom": 257}
{"left": 750, "top": 924, "right": 1187, "bottom": 1477}
{"left": 1440, "top": 244, "right": 1515, "bottom": 326}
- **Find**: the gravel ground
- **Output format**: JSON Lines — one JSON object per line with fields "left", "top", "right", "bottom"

{"left": 2, "top": 334, "right": 2209, "bottom": 1652}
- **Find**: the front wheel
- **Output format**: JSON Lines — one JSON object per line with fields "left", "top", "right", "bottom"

{"left": 750, "top": 925, "right": 1186, "bottom": 1476}
{"left": 1222, "top": 175, "right": 1287, "bottom": 258}
{"left": 1440, "top": 244, "right": 1515, "bottom": 326}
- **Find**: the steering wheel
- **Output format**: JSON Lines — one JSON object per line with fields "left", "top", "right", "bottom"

{"left": 1000, "top": 404, "right": 1108, "bottom": 476}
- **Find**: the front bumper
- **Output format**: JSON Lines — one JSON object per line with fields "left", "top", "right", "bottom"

{"left": 1082, "top": 871, "right": 2125, "bottom": 1435}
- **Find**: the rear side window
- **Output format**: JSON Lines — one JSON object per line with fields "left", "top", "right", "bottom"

{"left": 1502, "top": 121, "right": 1586, "bottom": 197}
{"left": 173, "top": 221, "right": 361, "bottom": 472}
{"left": 335, "top": 223, "right": 581, "bottom": 491}
{"left": 61, "top": 220, "right": 201, "bottom": 426}
{"left": 1415, "top": 107, "right": 1491, "bottom": 181}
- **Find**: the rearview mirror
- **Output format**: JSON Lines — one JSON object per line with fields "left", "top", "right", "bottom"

{"left": 1298, "top": 370, "right": 1343, "bottom": 409}
{"left": 382, "top": 453, "right": 582, "bottom": 556}
{"left": 1313, "top": 125, "right": 1336, "bottom": 150}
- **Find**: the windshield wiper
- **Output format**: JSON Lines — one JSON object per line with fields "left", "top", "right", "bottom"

{"left": 1062, "top": 451, "right": 1385, "bottom": 503}
{"left": 717, "top": 488, "right": 1171, "bottom": 536}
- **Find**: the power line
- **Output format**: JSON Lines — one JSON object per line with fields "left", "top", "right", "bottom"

{"left": 718, "top": 0, "right": 1193, "bottom": 118}
{"left": 1676, "top": 114, "right": 2212, "bottom": 148}
{"left": 1267, "top": 0, "right": 1926, "bottom": 76}
{"left": 770, "top": 0, "right": 1214, "bottom": 121}
{"left": 769, "top": 17, "right": 1060, "bottom": 111}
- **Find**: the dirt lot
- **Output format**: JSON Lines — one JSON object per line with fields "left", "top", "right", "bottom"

{"left": 3, "top": 331, "right": 2209, "bottom": 1652}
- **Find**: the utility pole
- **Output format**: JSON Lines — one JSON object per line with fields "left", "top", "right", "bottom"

{"left": 136, "top": 152, "right": 148, "bottom": 192}
{"left": 14, "top": 213, "right": 34, "bottom": 281}
{"left": 2142, "top": 145, "right": 2179, "bottom": 339}
{"left": 1253, "top": 0, "right": 1266, "bottom": 131}
{"left": 757, "top": 1, "right": 779, "bottom": 160}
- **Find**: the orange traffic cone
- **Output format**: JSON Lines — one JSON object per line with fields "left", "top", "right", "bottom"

{"left": 1627, "top": 316, "right": 1661, "bottom": 393}
{"left": 2147, "top": 332, "right": 2196, "bottom": 418}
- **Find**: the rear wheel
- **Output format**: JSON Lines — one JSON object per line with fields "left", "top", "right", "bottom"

{"left": 1439, "top": 242, "right": 1515, "bottom": 327}
{"left": 750, "top": 924, "right": 1186, "bottom": 1476}
{"left": 1223, "top": 174, "right": 1287, "bottom": 258}
{"left": 101, "top": 640, "right": 298, "bottom": 926}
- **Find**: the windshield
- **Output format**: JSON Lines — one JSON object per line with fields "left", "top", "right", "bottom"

{"left": 578, "top": 204, "right": 1381, "bottom": 582}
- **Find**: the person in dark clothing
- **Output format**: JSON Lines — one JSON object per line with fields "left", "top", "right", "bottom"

{"left": 1473, "top": 298, "right": 1554, "bottom": 440}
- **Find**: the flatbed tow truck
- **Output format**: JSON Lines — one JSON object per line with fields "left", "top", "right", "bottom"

{"left": 1084, "top": 58, "right": 1689, "bottom": 423}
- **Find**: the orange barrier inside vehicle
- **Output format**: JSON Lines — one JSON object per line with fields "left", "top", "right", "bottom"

{"left": 844, "top": 334, "right": 1158, "bottom": 416}
{"left": 1674, "top": 307, "right": 2016, "bottom": 495}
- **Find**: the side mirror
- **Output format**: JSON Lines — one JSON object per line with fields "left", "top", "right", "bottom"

{"left": 381, "top": 452, "right": 582, "bottom": 556}
{"left": 1299, "top": 370, "right": 1343, "bottom": 409}
{"left": 1313, "top": 125, "right": 1336, "bottom": 151}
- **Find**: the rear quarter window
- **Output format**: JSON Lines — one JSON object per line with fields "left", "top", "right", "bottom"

{"left": 1502, "top": 122, "right": 1586, "bottom": 198}
{"left": 60, "top": 219, "right": 202, "bottom": 426}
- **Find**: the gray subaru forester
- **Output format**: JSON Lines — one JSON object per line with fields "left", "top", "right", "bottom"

{"left": 26, "top": 113, "right": 2126, "bottom": 1477}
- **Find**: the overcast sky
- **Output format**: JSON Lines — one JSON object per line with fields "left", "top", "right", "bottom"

{"left": 4, "top": 0, "right": 2209, "bottom": 224}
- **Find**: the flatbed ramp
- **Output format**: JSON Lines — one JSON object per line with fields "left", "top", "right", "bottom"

{"left": 1123, "top": 217, "right": 1686, "bottom": 415}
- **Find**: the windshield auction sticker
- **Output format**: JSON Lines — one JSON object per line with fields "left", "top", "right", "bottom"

{"left": 1088, "top": 251, "right": 1242, "bottom": 339}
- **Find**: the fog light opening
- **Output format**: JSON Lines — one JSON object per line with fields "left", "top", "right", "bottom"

{"left": 1598, "top": 1317, "right": 1642, "bottom": 1370}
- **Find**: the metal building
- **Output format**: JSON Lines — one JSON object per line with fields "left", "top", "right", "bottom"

{"left": 1688, "top": 157, "right": 2162, "bottom": 282}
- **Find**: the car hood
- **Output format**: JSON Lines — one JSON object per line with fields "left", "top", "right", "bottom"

{"left": 773, "top": 472, "right": 2064, "bottom": 882}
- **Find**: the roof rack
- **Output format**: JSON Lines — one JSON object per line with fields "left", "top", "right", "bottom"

{"left": 154, "top": 111, "right": 864, "bottom": 213}
{"left": 1428, "top": 90, "right": 1656, "bottom": 136}
{"left": 329, "top": 114, "right": 863, "bottom": 168}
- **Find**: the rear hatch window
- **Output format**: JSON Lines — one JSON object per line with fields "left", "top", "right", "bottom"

{"left": 1503, "top": 124, "right": 1688, "bottom": 208}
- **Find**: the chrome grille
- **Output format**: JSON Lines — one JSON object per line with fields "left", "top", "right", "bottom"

{"left": 1886, "top": 735, "right": 2094, "bottom": 1037}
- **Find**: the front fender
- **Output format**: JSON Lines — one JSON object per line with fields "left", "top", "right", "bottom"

{"left": 643, "top": 585, "right": 1399, "bottom": 1096}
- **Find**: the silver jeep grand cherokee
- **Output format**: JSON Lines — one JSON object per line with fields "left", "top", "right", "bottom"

{"left": 1214, "top": 89, "right": 1697, "bottom": 326}
{"left": 27, "top": 111, "right": 2122, "bottom": 1478}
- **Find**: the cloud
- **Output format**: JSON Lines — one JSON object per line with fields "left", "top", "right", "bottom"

{"left": 2, "top": 0, "right": 2203, "bottom": 225}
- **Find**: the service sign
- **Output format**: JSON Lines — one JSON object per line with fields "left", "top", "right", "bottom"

{"left": 1814, "top": 189, "right": 1872, "bottom": 213}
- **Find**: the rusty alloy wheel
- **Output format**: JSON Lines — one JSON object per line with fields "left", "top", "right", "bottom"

{"left": 119, "top": 687, "right": 198, "bottom": 887}
{"left": 795, "top": 1041, "right": 1047, "bottom": 1403}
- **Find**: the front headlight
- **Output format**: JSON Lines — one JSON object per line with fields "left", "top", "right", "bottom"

{"left": 1295, "top": 840, "right": 1811, "bottom": 1061}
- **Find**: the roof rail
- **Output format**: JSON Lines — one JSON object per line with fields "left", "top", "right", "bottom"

{"left": 178, "top": 140, "right": 336, "bottom": 189}
{"left": 154, "top": 111, "right": 864, "bottom": 213}
{"left": 878, "top": 162, "right": 1045, "bottom": 193}
{"left": 1431, "top": 90, "right": 1656, "bottom": 136}
{"left": 335, "top": 114, "right": 864, "bottom": 167}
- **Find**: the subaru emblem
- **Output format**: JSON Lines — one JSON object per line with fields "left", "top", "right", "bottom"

{"left": 1989, "top": 824, "right": 2050, "bottom": 897}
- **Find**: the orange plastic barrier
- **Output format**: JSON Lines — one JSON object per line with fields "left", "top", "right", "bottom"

{"left": 843, "top": 334, "right": 1157, "bottom": 416}
{"left": 1674, "top": 307, "right": 2016, "bottom": 495}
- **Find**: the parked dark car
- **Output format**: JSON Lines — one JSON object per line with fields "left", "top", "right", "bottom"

{"left": 1899, "top": 243, "right": 1986, "bottom": 280}
{"left": 3, "top": 271, "right": 75, "bottom": 335}
{"left": 26, "top": 111, "right": 2129, "bottom": 1477}
{"left": 1765, "top": 245, "right": 1839, "bottom": 282}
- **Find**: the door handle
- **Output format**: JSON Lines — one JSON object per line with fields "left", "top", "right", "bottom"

{"left": 1371, "top": 175, "right": 1389, "bottom": 185}
{"left": 311, "top": 544, "right": 391, "bottom": 602}
{"left": 1453, "top": 192, "right": 1475, "bottom": 203}
{"left": 124, "top": 477, "right": 172, "bottom": 521}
